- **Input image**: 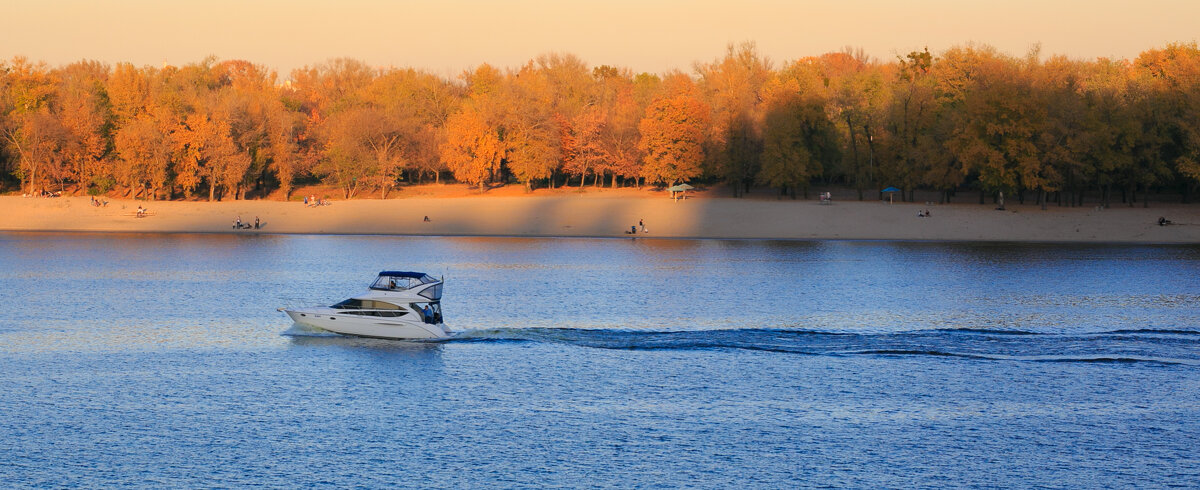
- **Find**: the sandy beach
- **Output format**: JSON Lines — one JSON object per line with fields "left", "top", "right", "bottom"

{"left": 2, "top": 188, "right": 1198, "bottom": 243}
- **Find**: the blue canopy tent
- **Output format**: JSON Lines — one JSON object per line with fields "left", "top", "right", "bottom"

{"left": 881, "top": 186, "right": 901, "bottom": 204}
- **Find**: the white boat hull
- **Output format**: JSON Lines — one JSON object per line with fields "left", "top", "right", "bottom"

{"left": 285, "top": 308, "right": 452, "bottom": 340}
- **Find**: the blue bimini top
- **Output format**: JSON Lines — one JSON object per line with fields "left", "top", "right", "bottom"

{"left": 378, "top": 271, "right": 427, "bottom": 278}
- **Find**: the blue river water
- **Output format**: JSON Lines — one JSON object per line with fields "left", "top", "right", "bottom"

{"left": 0, "top": 232, "right": 1198, "bottom": 487}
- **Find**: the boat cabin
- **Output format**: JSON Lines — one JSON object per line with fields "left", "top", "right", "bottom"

{"left": 371, "top": 271, "right": 441, "bottom": 294}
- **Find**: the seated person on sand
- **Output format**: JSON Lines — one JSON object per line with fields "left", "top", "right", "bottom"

{"left": 1158, "top": 217, "right": 1172, "bottom": 226}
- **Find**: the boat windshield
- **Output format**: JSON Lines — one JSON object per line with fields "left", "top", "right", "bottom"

{"left": 370, "top": 273, "right": 438, "bottom": 291}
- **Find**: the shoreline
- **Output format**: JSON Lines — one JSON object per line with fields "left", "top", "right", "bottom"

{"left": 5, "top": 230, "right": 1196, "bottom": 247}
{"left": 2, "top": 194, "right": 1198, "bottom": 244}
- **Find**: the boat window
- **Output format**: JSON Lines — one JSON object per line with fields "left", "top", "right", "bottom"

{"left": 363, "top": 300, "right": 400, "bottom": 310}
{"left": 332, "top": 299, "right": 401, "bottom": 310}
{"left": 331, "top": 299, "right": 364, "bottom": 309}
{"left": 371, "top": 276, "right": 429, "bottom": 290}
{"left": 343, "top": 310, "right": 408, "bottom": 317}
{"left": 418, "top": 284, "right": 442, "bottom": 300}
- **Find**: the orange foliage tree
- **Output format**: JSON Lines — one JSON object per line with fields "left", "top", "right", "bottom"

{"left": 440, "top": 108, "right": 503, "bottom": 192}
{"left": 637, "top": 94, "right": 710, "bottom": 185}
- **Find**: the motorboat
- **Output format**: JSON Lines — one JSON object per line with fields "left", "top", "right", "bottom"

{"left": 282, "top": 271, "right": 451, "bottom": 340}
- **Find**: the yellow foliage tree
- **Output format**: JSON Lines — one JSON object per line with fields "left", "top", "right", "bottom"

{"left": 440, "top": 108, "right": 502, "bottom": 192}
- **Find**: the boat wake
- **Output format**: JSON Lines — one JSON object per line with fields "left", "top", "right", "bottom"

{"left": 446, "top": 327, "right": 1200, "bottom": 365}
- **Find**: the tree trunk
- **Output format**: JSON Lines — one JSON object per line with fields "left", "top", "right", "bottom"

{"left": 845, "top": 115, "right": 863, "bottom": 201}
{"left": 864, "top": 124, "right": 877, "bottom": 187}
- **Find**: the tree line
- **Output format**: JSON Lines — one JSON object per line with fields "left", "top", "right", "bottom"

{"left": 1, "top": 41, "right": 1198, "bottom": 207}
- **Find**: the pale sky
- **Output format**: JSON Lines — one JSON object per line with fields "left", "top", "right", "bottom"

{"left": 3, "top": 0, "right": 1197, "bottom": 79}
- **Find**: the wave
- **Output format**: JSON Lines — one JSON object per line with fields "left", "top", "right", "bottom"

{"left": 1030, "top": 356, "right": 1189, "bottom": 365}
{"left": 1101, "top": 328, "right": 1200, "bottom": 336}
{"left": 844, "top": 349, "right": 995, "bottom": 360}
{"left": 443, "top": 327, "right": 1199, "bottom": 365}
{"left": 923, "top": 327, "right": 1040, "bottom": 336}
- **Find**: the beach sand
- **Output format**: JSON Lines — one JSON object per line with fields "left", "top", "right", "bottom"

{"left": 2, "top": 187, "right": 1198, "bottom": 243}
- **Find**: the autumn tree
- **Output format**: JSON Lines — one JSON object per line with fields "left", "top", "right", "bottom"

{"left": 946, "top": 47, "right": 1044, "bottom": 206}
{"left": 360, "top": 67, "right": 462, "bottom": 194}
{"left": 696, "top": 42, "right": 772, "bottom": 196}
{"left": 440, "top": 108, "right": 503, "bottom": 192}
{"left": 265, "top": 96, "right": 304, "bottom": 200}
{"left": 113, "top": 114, "right": 170, "bottom": 198}
{"left": 502, "top": 61, "right": 562, "bottom": 190}
{"left": 1132, "top": 42, "right": 1200, "bottom": 204}
{"left": 53, "top": 61, "right": 113, "bottom": 193}
{"left": 591, "top": 66, "right": 644, "bottom": 187}
{"left": 638, "top": 93, "right": 710, "bottom": 186}
{"left": 173, "top": 111, "right": 244, "bottom": 201}
{"left": 819, "top": 48, "right": 890, "bottom": 200}
{"left": 2, "top": 58, "right": 62, "bottom": 195}
{"left": 758, "top": 94, "right": 840, "bottom": 198}
{"left": 567, "top": 108, "right": 610, "bottom": 188}
{"left": 881, "top": 49, "right": 942, "bottom": 202}
{"left": 3, "top": 45, "right": 1200, "bottom": 206}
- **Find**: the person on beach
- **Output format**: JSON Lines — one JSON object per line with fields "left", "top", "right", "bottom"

{"left": 918, "top": 210, "right": 925, "bottom": 217}
{"left": 235, "top": 216, "right": 242, "bottom": 229}
{"left": 254, "top": 216, "right": 260, "bottom": 229}
{"left": 640, "top": 219, "right": 648, "bottom": 233}
{"left": 423, "top": 216, "right": 431, "bottom": 222}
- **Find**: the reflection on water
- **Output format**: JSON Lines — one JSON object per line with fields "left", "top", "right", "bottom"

{"left": 1, "top": 233, "right": 1198, "bottom": 487}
